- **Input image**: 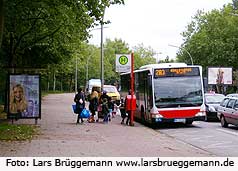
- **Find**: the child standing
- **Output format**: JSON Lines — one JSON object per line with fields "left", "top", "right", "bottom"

{"left": 120, "top": 98, "right": 127, "bottom": 124}
{"left": 108, "top": 97, "right": 114, "bottom": 121}
{"left": 114, "top": 100, "right": 121, "bottom": 116}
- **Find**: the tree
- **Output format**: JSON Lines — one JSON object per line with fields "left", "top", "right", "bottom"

{"left": 0, "top": 0, "right": 125, "bottom": 108}
{"left": 103, "top": 38, "right": 130, "bottom": 84}
{"left": 179, "top": 4, "right": 238, "bottom": 68}
{"left": 102, "top": 39, "right": 157, "bottom": 84}
{"left": 0, "top": 0, "right": 3, "bottom": 48}
{"left": 178, "top": 2, "right": 238, "bottom": 93}
{"left": 0, "top": 0, "right": 124, "bottom": 69}
{"left": 233, "top": 0, "right": 238, "bottom": 9}
{"left": 132, "top": 43, "right": 156, "bottom": 69}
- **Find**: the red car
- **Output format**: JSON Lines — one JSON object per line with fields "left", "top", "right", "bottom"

{"left": 217, "top": 96, "right": 238, "bottom": 127}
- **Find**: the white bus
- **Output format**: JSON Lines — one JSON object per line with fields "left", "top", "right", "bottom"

{"left": 120, "top": 63, "right": 206, "bottom": 125}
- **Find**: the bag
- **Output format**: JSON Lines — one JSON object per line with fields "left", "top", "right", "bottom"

{"left": 72, "top": 104, "right": 76, "bottom": 113}
{"left": 95, "top": 111, "right": 98, "bottom": 120}
{"left": 80, "top": 108, "right": 90, "bottom": 118}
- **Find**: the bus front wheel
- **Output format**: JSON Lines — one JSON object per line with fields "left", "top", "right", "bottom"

{"left": 185, "top": 120, "right": 193, "bottom": 125}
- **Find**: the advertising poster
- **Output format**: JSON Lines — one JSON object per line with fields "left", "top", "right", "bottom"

{"left": 208, "top": 67, "right": 232, "bottom": 85}
{"left": 8, "top": 74, "right": 41, "bottom": 119}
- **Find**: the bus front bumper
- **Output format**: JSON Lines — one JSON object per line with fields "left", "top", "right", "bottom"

{"left": 152, "top": 116, "right": 205, "bottom": 123}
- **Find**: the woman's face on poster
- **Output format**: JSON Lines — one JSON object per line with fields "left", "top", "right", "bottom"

{"left": 13, "top": 86, "right": 24, "bottom": 101}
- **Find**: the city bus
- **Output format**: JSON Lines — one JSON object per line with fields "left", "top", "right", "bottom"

{"left": 120, "top": 63, "right": 206, "bottom": 125}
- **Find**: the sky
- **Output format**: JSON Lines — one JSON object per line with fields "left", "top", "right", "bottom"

{"left": 89, "top": 0, "right": 232, "bottom": 61}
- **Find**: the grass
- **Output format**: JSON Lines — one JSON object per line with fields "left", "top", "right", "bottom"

{"left": 0, "top": 123, "right": 39, "bottom": 141}
{"left": 0, "top": 105, "right": 39, "bottom": 141}
{"left": 42, "top": 90, "right": 68, "bottom": 97}
{"left": 0, "top": 91, "right": 68, "bottom": 141}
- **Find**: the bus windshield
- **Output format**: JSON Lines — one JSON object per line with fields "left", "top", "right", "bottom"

{"left": 154, "top": 76, "right": 203, "bottom": 108}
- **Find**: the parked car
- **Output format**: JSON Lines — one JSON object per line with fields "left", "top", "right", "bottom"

{"left": 217, "top": 96, "right": 238, "bottom": 127}
{"left": 204, "top": 93, "right": 225, "bottom": 121}
{"left": 85, "top": 79, "right": 101, "bottom": 100}
{"left": 226, "top": 93, "right": 238, "bottom": 98}
{"left": 103, "top": 85, "right": 120, "bottom": 101}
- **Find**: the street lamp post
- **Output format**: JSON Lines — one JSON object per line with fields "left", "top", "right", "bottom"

{"left": 88, "top": 25, "right": 108, "bottom": 92}
{"left": 75, "top": 55, "right": 78, "bottom": 94}
{"left": 86, "top": 55, "right": 90, "bottom": 84}
{"left": 154, "top": 52, "right": 162, "bottom": 63}
{"left": 85, "top": 52, "right": 93, "bottom": 87}
{"left": 88, "top": 7, "right": 107, "bottom": 92}
{"left": 168, "top": 44, "right": 193, "bottom": 65}
{"left": 100, "top": 18, "right": 104, "bottom": 91}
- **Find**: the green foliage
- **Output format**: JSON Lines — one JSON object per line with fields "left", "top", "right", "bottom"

{"left": 0, "top": 0, "right": 124, "bottom": 68}
{"left": 178, "top": 2, "right": 238, "bottom": 93}
{"left": 2, "top": 0, "right": 92, "bottom": 67}
{"left": 179, "top": 3, "right": 238, "bottom": 69}
{"left": 233, "top": 0, "right": 238, "bottom": 9}
{"left": 0, "top": 0, "right": 124, "bottom": 94}
{"left": 133, "top": 43, "right": 156, "bottom": 69}
{"left": 104, "top": 38, "right": 130, "bottom": 83}
{"left": 102, "top": 39, "right": 156, "bottom": 84}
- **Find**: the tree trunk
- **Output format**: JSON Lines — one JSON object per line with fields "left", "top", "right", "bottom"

{"left": 53, "top": 70, "right": 56, "bottom": 91}
{"left": 216, "top": 84, "right": 224, "bottom": 94}
{"left": 69, "top": 74, "right": 73, "bottom": 92}
{"left": 47, "top": 72, "right": 50, "bottom": 91}
{"left": 60, "top": 75, "right": 63, "bottom": 91}
{"left": 0, "top": 0, "right": 4, "bottom": 48}
{"left": 4, "top": 72, "right": 8, "bottom": 112}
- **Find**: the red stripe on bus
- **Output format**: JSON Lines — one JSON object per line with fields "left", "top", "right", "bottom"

{"left": 159, "top": 109, "right": 200, "bottom": 119}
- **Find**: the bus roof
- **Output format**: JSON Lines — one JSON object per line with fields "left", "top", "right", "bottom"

{"left": 120, "top": 63, "right": 201, "bottom": 75}
{"left": 139, "top": 63, "right": 187, "bottom": 70}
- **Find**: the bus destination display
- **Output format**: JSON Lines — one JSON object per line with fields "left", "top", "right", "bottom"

{"left": 154, "top": 67, "right": 199, "bottom": 77}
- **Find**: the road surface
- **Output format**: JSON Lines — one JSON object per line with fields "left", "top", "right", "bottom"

{"left": 0, "top": 93, "right": 215, "bottom": 157}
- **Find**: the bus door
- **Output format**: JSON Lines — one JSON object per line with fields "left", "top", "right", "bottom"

{"left": 143, "top": 72, "right": 153, "bottom": 118}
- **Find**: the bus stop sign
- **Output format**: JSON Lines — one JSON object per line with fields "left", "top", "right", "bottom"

{"left": 116, "top": 54, "right": 131, "bottom": 73}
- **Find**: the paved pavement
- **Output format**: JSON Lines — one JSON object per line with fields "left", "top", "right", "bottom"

{"left": 0, "top": 93, "right": 215, "bottom": 157}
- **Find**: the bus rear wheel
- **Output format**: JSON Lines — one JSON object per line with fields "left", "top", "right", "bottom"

{"left": 141, "top": 106, "right": 146, "bottom": 124}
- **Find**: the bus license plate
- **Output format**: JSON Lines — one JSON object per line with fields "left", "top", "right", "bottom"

{"left": 174, "top": 118, "right": 185, "bottom": 123}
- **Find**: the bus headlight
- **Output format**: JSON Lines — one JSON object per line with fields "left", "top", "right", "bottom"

{"left": 151, "top": 113, "right": 163, "bottom": 118}
{"left": 195, "top": 111, "right": 206, "bottom": 116}
{"left": 196, "top": 104, "right": 206, "bottom": 116}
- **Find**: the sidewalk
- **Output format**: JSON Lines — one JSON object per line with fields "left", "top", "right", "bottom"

{"left": 0, "top": 93, "right": 214, "bottom": 157}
